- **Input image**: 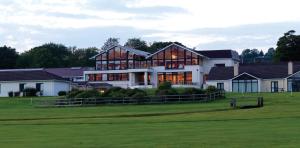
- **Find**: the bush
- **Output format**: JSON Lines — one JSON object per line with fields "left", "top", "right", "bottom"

{"left": 127, "top": 89, "right": 147, "bottom": 98}
{"left": 75, "top": 90, "right": 101, "bottom": 98}
{"left": 206, "top": 85, "right": 217, "bottom": 94}
{"left": 102, "top": 87, "right": 125, "bottom": 97}
{"left": 14, "top": 92, "right": 20, "bottom": 97}
{"left": 156, "top": 88, "right": 178, "bottom": 96}
{"left": 23, "top": 88, "right": 38, "bottom": 97}
{"left": 158, "top": 82, "right": 172, "bottom": 90}
{"left": 67, "top": 90, "right": 83, "bottom": 98}
{"left": 8, "top": 91, "right": 14, "bottom": 97}
{"left": 181, "top": 88, "right": 205, "bottom": 95}
{"left": 58, "top": 91, "right": 67, "bottom": 96}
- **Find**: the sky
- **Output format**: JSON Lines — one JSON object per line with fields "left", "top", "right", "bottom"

{"left": 0, "top": 0, "right": 300, "bottom": 53}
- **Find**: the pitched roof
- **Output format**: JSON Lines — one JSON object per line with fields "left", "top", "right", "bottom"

{"left": 146, "top": 43, "right": 208, "bottom": 59}
{"left": 207, "top": 63, "right": 300, "bottom": 80}
{"left": 91, "top": 45, "right": 151, "bottom": 59}
{"left": 196, "top": 50, "right": 240, "bottom": 60}
{"left": 0, "top": 70, "right": 66, "bottom": 82}
{"left": 45, "top": 67, "right": 92, "bottom": 78}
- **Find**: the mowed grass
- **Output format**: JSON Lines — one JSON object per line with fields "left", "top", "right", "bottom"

{"left": 0, "top": 93, "right": 300, "bottom": 147}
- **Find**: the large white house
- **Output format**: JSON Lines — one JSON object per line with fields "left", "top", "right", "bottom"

{"left": 84, "top": 43, "right": 240, "bottom": 89}
{"left": 0, "top": 69, "right": 71, "bottom": 97}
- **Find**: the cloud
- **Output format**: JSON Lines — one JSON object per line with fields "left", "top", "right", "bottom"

{"left": 0, "top": 0, "right": 300, "bottom": 53}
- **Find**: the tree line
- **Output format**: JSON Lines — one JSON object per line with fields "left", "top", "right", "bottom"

{"left": 0, "top": 30, "right": 299, "bottom": 69}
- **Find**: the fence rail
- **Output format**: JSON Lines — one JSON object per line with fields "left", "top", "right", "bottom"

{"left": 35, "top": 91, "right": 225, "bottom": 107}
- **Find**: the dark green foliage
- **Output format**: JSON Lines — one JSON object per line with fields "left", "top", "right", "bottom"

{"left": 102, "top": 87, "right": 124, "bottom": 97}
{"left": 275, "top": 30, "right": 300, "bottom": 61}
{"left": 126, "top": 88, "right": 147, "bottom": 98}
{"left": 158, "top": 82, "right": 172, "bottom": 90}
{"left": 67, "top": 90, "right": 84, "bottom": 98}
{"left": 124, "top": 38, "right": 148, "bottom": 52}
{"left": 0, "top": 46, "right": 18, "bottom": 69}
{"left": 241, "top": 49, "right": 261, "bottom": 64}
{"left": 101, "top": 87, "right": 147, "bottom": 98}
{"left": 14, "top": 92, "right": 21, "bottom": 97}
{"left": 155, "top": 82, "right": 178, "bottom": 96}
{"left": 8, "top": 91, "right": 14, "bottom": 97}
{"left": 180, "top": 88, "right": 204, "bottom": 95}
{"left": 58, "top": 91, "right": 67, "bottom": 96}
{"left": 155, "top": 89, "right": 178, "bottom": 96}
{"left": 147, "top": 41, "right": 186, "bottom": 53}
{"left": 75, "top": 90, "right": 101, "bottom": 98}
{"left": 23, "top": 88, "right": 38, "bottom": 97}
{"left": 68, "top": 47, "right": 98, "bottom": 67}
{"left": 17, "top": 43, "right": 72, "bottom": 68}
{"left": 206, "top": 86, "right": 217, "bottom": 94}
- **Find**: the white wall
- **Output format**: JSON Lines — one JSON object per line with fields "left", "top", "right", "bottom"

{"left": 205, "top": 80, "right": 231, "bottom": 92}
{"left": 0, "top": 81, "right": 70, "bottom": 97}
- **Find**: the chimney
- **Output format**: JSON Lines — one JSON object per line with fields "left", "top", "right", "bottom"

{"left": 234, "top": 63, "right": 239, "bottom": 76}
{"left": 288, "top": 61, "right": 293, "bottom": 75}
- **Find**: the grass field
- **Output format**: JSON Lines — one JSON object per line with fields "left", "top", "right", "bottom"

{"left": 0, "top": 93, "right": 300, "bottom": 147}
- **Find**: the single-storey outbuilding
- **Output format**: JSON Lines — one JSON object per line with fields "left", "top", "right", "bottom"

{"left": 0, "top": 69, "right": 71, "bottom": 97}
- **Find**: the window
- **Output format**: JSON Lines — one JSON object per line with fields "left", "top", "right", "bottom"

{"left": 19, "top": 83, "right": 25, "bottom": 92}
{"left": 271, "top": 81, "right": 278, "bottom": 92}
{"left": 232, "top": 79, "right": 258, "bottom": 93}
{"left": 217, "top": 83, "right": 224, "bottom": 90}
{"left": 158, "top": 72, "right": 192, "bottom": 85}
{"left": 36, "top": 83, "right": 43, "bottom": 91}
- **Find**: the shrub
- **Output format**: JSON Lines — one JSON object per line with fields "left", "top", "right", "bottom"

{"left": 181, "top": 87, "right": 204, "bottom": 95}
{"left": 8, "top": 91, "right": 14, "bottom": 97}
{"left": 67, "top": 90, "right": 83, "bottom": 98}
{"left": 206, "top": 85, "right": 217, "bottom": 94}
{"left": 58, "top": 91, "right": 67, "bottom": 96}
{"left": 158, "top": 82, "right": 172, "bottom": 90}
{"left": 75, "top": 90, "right": 101, "bottom": 98}
{"left": 128, "top": 89, "right": 147, "bottom": 98}
{"left": 14, "top": 92, "right": 20, "bottom": 97}
{"left": 23, "top": 88, "right": 38, "bottom": 97}
{"left": 156, "top": 88, "right": 178, "bottom": 96}
{"left": 102, "top": 87, "right": 125, "bottom": 97}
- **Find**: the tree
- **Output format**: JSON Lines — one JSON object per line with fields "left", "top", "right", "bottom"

{"left": 124, "top": 38, "right": 148, "bottom": 51}
{"left": 265, "top": 48, "right": 275, "bottom": 59}
{"left": 17, "top": 43, "right": 72, "bottom": 68}
{"left": 101, "top": 38, "right": 119, "bottom": 51}
{"left": 148, "top": 41, "right": 185, "bottom": 53}
{"left": 241, "top": 49, "right": 260, "bottom": 64}
{"left": 275, "top": 30, "right": 300, "bottom": 61}
{"left": 0, "top": 46, "right": 19, "bottom": 69}
{"left": 69, "top": 47, "right": 98, "bottom": 67}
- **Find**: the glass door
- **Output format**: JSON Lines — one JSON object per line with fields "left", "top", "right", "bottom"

{"left": 271, "top": 81, "right": 278, "bottom": 92}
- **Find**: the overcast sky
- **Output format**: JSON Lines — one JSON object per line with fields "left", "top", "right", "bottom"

{"left": 0, "top": 0, "right": 300, "bottom": 53}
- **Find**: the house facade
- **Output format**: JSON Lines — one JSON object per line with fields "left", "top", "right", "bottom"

{"left": 206, "top": 62, "right": 300, "bottom": 92}
{"left": 0, "top": 69, "right": 71, "bottom": 97}
{"left": 84, "top": 43, "right": 239, "bottom": 89}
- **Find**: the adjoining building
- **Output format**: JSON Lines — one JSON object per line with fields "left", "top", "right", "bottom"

{"left": 0, "top": 69, "right": 70, "bottom": 97}
{"left": 206, "top": 62, "right": 300, "bottom": 92}
{"left": 45, "top": 67, "right": 93, "bottom": 82}
{"left": 84, "top": 43, "right": 239, "bottom": 89}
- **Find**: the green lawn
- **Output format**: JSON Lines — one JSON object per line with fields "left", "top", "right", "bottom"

{"left": 0, "top": 93, "right": 300, "bottom": 147}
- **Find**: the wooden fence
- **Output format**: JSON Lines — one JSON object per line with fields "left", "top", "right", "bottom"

{"left": 35, "top": 91, "right": 225, "bottom": 107}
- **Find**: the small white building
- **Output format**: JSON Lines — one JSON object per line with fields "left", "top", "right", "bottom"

{"left": 206, "top": 62, "right": 300, "bottom": 92}
{"left": 0, "top": 69, "right": 71, "bottom": 97}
